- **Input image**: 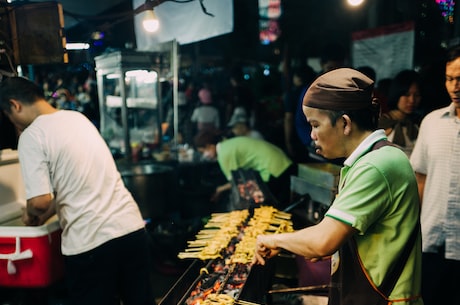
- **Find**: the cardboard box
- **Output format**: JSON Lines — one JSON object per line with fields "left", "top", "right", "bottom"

{"left": 0, "top": 151, "right": 64, "bottom": 287}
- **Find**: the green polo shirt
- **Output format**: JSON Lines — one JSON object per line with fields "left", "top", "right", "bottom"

{"left": 326, "top": 131, "right": 422, "bottom": 304}
{"left": 217, "top": 136, "right": 292, "bottom": 182}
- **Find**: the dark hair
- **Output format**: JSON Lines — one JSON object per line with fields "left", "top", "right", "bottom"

{"left": 320, "top": 102, "right": 380, "bottom": 131}
{"left": 387, "top": 70, "right": 420, "bottom": 110}
{"left": 292, "top": 65, "right": 317, "bottom": 85}
{"left": 193, "top": 129, "right": 224, "bottom": 149}
{"left": 446, "top": 44, "right": 460, "bottom": 63}
{"left": 320, "top": 43, "right": 346, "bottom": 65}
{"left": 0, "top": 77, "right": 45, "bottom": 113}
{"left": 357, "top": 66, "right": 376, "bottom": 81}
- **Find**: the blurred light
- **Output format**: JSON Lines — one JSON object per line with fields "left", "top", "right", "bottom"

{"left": 261, "top": 39, "right": 270, "bottom": 45}
{"left": 66, "top": 43, "right": 90, "bottom": 50}
{"left": 93, "top": 40, "right": 104, "bottom": 47}
{"left": 16, "top": 65, "right": 23, "bottom": 76}
{"left": 125, "top": 70, "right": 158, "bottom": 84}
{"left": 126, "top": 70, "right": 148, "bottom": 77}
{"left": 347, "top": 0, "right": 365, "bottom": 7}
{"left": 142, "top": 10, "right": 160, "bottom": 33}
{"left": 106, "top": 73, "right": 121, "bottom": 79}
{"left": 436, "top": 0, "right": 455, "bottom": 24}
{"left": 91, "top": 31, "right": 105, "bottom": 40}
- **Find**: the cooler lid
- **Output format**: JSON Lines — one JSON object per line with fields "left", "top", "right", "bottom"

{"left": 0, "top": 201, "right": 24, "bottom": 225}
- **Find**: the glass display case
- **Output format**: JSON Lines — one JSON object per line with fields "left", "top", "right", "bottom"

{"left": 95, "top": 50, "right": 169, "bottom": 162}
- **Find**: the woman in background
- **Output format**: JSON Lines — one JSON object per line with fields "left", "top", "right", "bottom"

{"left": 190, "top": 88, "right": 220, "bottom": 134}
{"left": 378, "top": 69, "right": 423, "bottom": 156}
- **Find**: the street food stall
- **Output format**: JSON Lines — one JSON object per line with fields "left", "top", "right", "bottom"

{"left": 95, "top": 50, "right": 169, "bottom": 163}
{"left": 94, "top": 50, "right": 180, "bottom": 222}
{"left": 156, "top": 164, "right": 338, "bottom": 305}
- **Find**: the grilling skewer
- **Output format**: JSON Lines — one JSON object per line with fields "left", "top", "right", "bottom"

{"left": 267, "top": 284, "right": 330, "bottom": 294}
{"left": 235, "top": 300, "right": 264, "bottom": 305}
{"left": 178, "top": 206, "right": 295, "bottom": 304}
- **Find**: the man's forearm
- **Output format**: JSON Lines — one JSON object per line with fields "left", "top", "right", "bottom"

{"left": 26, "top": 193, "right": 56, "bottom": 225}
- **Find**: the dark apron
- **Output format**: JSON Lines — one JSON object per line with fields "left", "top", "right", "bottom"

{"left": 328, "top": 140, "right": 420, "bottom": 305}
{"left": 328, "top": 238, "right": 393, "bottom": 305}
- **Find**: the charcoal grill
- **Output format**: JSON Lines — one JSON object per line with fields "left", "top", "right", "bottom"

{"left": 158, "top": 170, "right": 329, "bottom": 305}
{"left": 159, "top": 258, "right": 275, "bottom": 305}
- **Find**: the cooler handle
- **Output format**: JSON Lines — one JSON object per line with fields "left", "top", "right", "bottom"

{"left": 0, "top": 236, "right": 33, "bottom": 275}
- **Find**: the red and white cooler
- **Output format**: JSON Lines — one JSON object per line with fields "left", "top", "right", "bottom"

{"left": 0, "top": 150, "right": 64, "bottom": 288}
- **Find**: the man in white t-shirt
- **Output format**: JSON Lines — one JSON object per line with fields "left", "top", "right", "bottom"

{"left": 0, "top": 77, "right": 155, "bottom": 305}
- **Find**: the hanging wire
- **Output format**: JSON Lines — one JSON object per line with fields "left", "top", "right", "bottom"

{"left": 63, "top": 0, "right": 214, "bottom": 30}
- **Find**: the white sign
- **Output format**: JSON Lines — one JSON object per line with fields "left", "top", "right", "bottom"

{"left": 133, "top": 0, "right": 234, "bottom": 50}
{"left": 352, "top": 22, "right": 415, "bottom": 82}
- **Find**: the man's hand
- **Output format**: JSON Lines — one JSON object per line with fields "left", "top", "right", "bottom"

{"left": 21, "top": 208, "right": 41, "bottom": 226}
{"left": 252, "top": 234, "right": 280, "bottom": 266}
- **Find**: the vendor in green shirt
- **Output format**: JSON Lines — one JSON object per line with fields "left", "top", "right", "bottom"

{"left": 253, "top": 68, "right": 423, "bottom": 305}
{"left": 193, "top": 130, "right": 296, "bottom": 210}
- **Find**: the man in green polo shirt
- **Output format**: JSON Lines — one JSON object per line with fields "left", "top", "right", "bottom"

{"left": 253, "top": 68, "right": 423, "bottom": 305}
{"left": 193, "top": 130, "right": 295, "bottom": 210}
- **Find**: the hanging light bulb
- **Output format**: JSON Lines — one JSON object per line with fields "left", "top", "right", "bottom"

{"left": 142, "top": 9, "right": 160, "bottom": 33}
{"left": 347, "top": 0, "right": 365, "bottom": 6}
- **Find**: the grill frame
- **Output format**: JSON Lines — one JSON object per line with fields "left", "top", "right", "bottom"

{"left": 158, "top": 258, "right": 275, "bottom": 305}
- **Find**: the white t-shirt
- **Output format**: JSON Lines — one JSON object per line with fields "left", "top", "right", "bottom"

{"left": 18, "top": 110, "right": 145, "bottom": 255}
{"left": 190, "top": 105, "right": 220, "bottom": 129}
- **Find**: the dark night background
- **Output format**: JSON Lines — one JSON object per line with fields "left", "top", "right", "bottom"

{"left": 0, "top": 0, "right": 457, "bottom": 150}
{"left": 62, "top": 0, "right": 454, "bottom": 68}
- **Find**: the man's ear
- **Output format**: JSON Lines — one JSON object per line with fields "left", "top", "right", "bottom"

{"left": 9, "top": 99, "right": 21, "bottom": 113}
{"left": 342, "top": 114, "right": 352, "bottom": 135}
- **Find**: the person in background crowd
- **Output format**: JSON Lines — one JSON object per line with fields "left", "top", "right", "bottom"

{"left": 375, "top": 77, "right": 392, "bottom": 114}
{"left": 253, "top": 68, "right": 423, "bottom": 305}
{"left": 190, "top": 88, "right": 220, "bottom": 134}
{"left": 42, "top": 80, "right": 54, "bottom": 103}
{"left": 185, "top": 80, "right": 198, "bottom": 105}
{"left": 80, "top": 79, "right": 100, "bottom": 129}
{"left": 225, "top": 66, "right": 255, "bottom": 125}
{"left": 164, "top": 80, "right": 194, "bottom": 144}
{"left": 76, "top": 84, "right": 91, "bottom": 108}
{"left": 226, "top": 107, "right": 264, "bottom": 140}
{"left": 318, "top": 42, "right": 347, "bottom": 75}
{"left": 378, "top": 69, "right": 423, "bottom": 157}
{"left": 302, "top": 42, "right": 349, "bottom": 164}
{"left": 410, "top": 44, "right": 460, "bottom": 305}
{"left": 283, "top": 65, "right": 316, "bottom": 163}
{"left": 193, "top": 129, "right": 295, "bottom": 211}
{"left": 54, "top": 88, "right": 78, "bottom": 111}
{"left": 0, "top": 77, "right": 156, "bottom": 305}
{"left": 356, "top": 65, "right": 376, "bottom": 82}
{"left": 357, "top": 65, "right": 393, "bottom": 113}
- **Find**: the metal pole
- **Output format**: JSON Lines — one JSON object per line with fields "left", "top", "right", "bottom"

{"left": 120, "top": 68, "right": 131, "bottom": 162}
{"left": 172, "top": 39, "right": 179, "bottom": 147}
